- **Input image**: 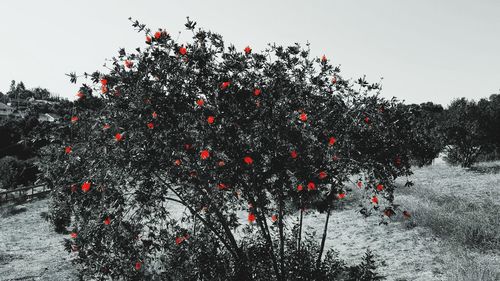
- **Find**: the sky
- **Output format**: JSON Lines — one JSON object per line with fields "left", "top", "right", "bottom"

{"left": 0, "top": 0, "right": 499, "bottom": 106}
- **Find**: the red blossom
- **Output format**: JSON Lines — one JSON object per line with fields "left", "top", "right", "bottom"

{"left": 299, "top": 113, "right": 308, "bottom": 122}
{"left": 70, "top": 232, "right": 78, "bottom": 239}
{"left": 307, "top": 182, "right": 316, "bottom": 191}
{"left": 384, "top": 209, "right": 395, "bottom": 217}
{"left": 135, "top": 261, "right": 142, "bottom": 271}
{"left": 115, "top": 133, "right": 123, "bottom": 142}
{"left": 243, "top": 156, "right": 253, "bottom": 165}
{"left": 364, "top": 116, "right": 370, "bottom": 124}
{"left": 217, "top": 183, "right": 227, "bottom": 190}
{"left": 124, "top": 60, "right": 134, "bottom": 68}
{"left": 174, "top": 159, "right": 181, "bottom": 166}
{"left": 332, "top": 76, "right": 337, "bottom": 84}
{"left": 154, "top": 31, "right": 162, "bottom": 39}
{"left": 65, "top": 146, "right": 72, "bottom": 154}
{"left": 357, "top": 181, "right": 362, "bottom": 188}
{"left": 184, "top": 144, "right": 192, "bottom": 150}
{"left": 76, "top": 91, "right": 85, "bottom": 99}
{"left": 70, "top": 184, "right": 77, "bottom": 193}
{"left": 244, "top": 46, "right": 252, "bottom": 54}
{"left": 318, "top": 171, "right": 327, "bottom": 180}
{"left": 332, "top": 155, "right": 339, "bottom": 161}
{"left": 175, "top": 237, "right": 184, "bottom": 245}
{"left": 147, "top": 122, "right": 154, "bottom": 129}
{"left": 371, "top": 196, "right": 379, "bottom": 204}
{"left": 290, "top": 150, "right": 298, "bottom": 159}
{"left": 254, "top": 88, "right": 261, "bottom": 96}
{"left": 179, "top": 46, "right": 187, "bottom": 55}
{"left": 328, "top": 137, "right": 337, "bottom": 146}
{"left": 218, "top": 160, "right": 225, "bottom": 167}
{"left": 146, "top": 36, "right": 152, "bottom": 43}
{"left": 152, "top": 111, "right": 158, "bottom": 119}
{"left": 71, "top": 116, "right": 79, "bottom": 123}
{"left": 103, "top": 217, "right": 111, "bottom": 225}
{"left": 248, "top": 213, "right": 256, "bottom": 223}
{"left": 196, "top": 99, "right": 205, "bottom": 106}
{"left": 337, "top": 193, "right": 346, "bottom": 199}
{"left": 103, "top": 123, "right": 111, "bottom": 130}
{"left": 81, "top": 181, "right": 91, "bottom": 192}
{"left": 100, "top": 79, "right": 107, "bottom": 86}
{"left": 207, "top": 116, "right": 215, "bottom": 124}
{"left": 220, "top": 81, "right": 230, "bottom": 90}
{"left": 377, "top": 184, "right": 384, "bottom": 191}
{"left": 297, "top": 184, "right": 303, "bottom": 191}
{"left": 321, "top": 55, "right": 327, "bottom": 62}
{"left": 101, "top": 85, "right": 108, "bottom": 94}
{"left": 271, "top": 214, "right": 278, "bottom": 222}
{"left": 200, "top": 150, "right": 210, "bottom": 160}
{"left": 403, "top": 210, "right": 411, "bottom": 219}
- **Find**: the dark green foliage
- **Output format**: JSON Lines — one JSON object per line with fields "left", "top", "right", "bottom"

{"left": 348, "top": 249, "right": 384, "bottom": 281}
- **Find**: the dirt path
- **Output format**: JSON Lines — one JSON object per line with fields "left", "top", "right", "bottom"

{"left": 0, "top": 199, "right": 76, "bottom": 281}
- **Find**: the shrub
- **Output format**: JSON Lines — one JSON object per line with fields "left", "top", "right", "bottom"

{"left": 41, "top": 18, "right": 424, "bottom": 280}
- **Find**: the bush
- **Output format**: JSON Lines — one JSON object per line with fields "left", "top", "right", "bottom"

{"left": 0, "top": 156, "right": 38, "bottom": 189}
{"left": 41, "top": 18, "right": 423, "bottom": 280}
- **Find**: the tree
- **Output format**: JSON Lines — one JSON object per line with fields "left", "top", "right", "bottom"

{"left": 41, "top": 18, "right": 421, "bottom": 280}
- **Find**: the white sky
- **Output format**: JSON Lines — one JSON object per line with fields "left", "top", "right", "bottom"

{"left": 0, "top": 0, "right": 499, "bottom": 106}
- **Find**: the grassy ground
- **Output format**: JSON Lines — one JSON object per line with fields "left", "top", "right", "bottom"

{"left": 0, "top": 159, "right": 499, "bottom": 280}
{"left": 0, "top": 199, "right": 76, "bottom": 281}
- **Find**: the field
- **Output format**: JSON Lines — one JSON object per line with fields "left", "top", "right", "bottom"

{"left": 1, "top": 158, "right": 499, "bottom": 280}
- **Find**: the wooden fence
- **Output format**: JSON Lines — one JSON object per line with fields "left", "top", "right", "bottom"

{"left": 0, "top": 184, "right": 49, "bottom": 205}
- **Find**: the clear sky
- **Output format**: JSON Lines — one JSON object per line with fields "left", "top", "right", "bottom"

{"left": 0, "top": 0, "right": 499, "bottom": 106}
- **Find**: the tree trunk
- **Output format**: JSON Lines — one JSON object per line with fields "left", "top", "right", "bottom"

{"left": 316, "top": 208, "right": 331, "bottom": 268}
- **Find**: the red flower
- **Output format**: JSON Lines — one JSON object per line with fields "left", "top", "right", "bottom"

{"left": 218, "top": 160, "right": 225, "bottom": 167}
{"left": 371, "top": 196, "right": 379, "bottom": 204}
{"left": 115, "top": 133, "right": 123, "bottom": 142}
{"left": 70, "top": 232, "right": 77, "bottom": 239}
{"left": 337, "top": 193, "right": 346, "bottom": 199}
{"left": 70, "top": 184, "right": 77, "bottom": 193}
{"left": 135, "top": 261, "right": 142, "bottom": 271}
{"left": 384, "top": 209, "right": 395, "bottom": 217}
{"left": 332, "top": 76, "right": 337, "bottom": 84}
{"left": 184, "top": 144, "right": 192, "bottom": 150}
{"left": 103, "top": 123, "right": 111, "bottom": 130}
{"left": 146, "top": 36, "right": 152, "bottom": 43}
{"left": 103, "top": 217, "right": 111, "bottom": 225}
{"left": 65, "top": 146, "right": 72, "bottom": 154}
{"left": 207, "top": 116, "right": 215, "bottom": 124}
{"left": 220, "top": 81, "right": 230, "bottom": 90}
{"left": 290, "top": 150, "right": 298, "bottom": 159}
{"left": 196, "top": 99, "right": 204, "bottom": 106}
{"left": 147, "top": 122, "right": 154, "bottom": 129}
{"left": 217, "top": 183, "right": 227, "bottom": 190}
{"left": 271, "top": 214, "right": 278, "bottom": 222}
{"left": 328, "top": 137, "right": 336, "bottom": 146}
{"left": 321, "top": 55, "right": 327, "bottom": 62}
{"left": 318, "top": 171, "right": 327, "bottom": 180}
{"left": 71, "top": 116, "right": 78, "bottom": 123}
{"left": 243, "top": 156, "right": 253, "bottom": 165}
{"left": 76, "top": 91, "right": 85, "bottom": 99}
{"left": 152, "top": 111, "right": 158, "bottom": 119}
{"left": 297, "top": 184, "right": 303, "bottom": 191}
{"left": 100, "top": 78, "right": 107, "bottom": 86}
{"left": 332, "top": 155, "right": 339, "bottom": 161}
{"left": 254, "top": 88, "right": 261, "bottom": 96}
{"left": 200, "top": 150, "right": 210, "bottom": 160}
{"left": 248, "top": 213, "right": 256, "bottom": 223}
{"left": 81, "top": 181, "right": 91, "bottom": 193}
{"left": 124, "top": 60, "right": 134, "bottom": 68}
{"left": 357, "top": 181, "right": 362, "bottom": 188}
{"left": 154, "top": 31, "right": 162, "bottom": 39}
{"left": 307, "top": 182, "right": 316, "bottom": 191}
{"left": 376, "top": 184, "right": 384, "bottom": 191}
{"left": 175, "top": 237, "right": 184, "bottom": 245}
{"left": 403, "top": 210, "right": 411, "bottom": 219}
{"left": 101, "top": 85, "right": 108, "bottom": 94}
{"left": 179, "top": 46, "right": 187, "bottom": 55}
{"left": 395, "top": 157, "right": 401, "bottom": 166}
{"left": 174, "top": 159, "right": 181, "bottom": 166}
{"left": 244, "top": 46, "right": 252, "bottom": 54}
{"left": 299, "top": 113, "right": 308, "bottom": 122}
{"left": 364, "top": 117, "right": 370, "bottom": 124}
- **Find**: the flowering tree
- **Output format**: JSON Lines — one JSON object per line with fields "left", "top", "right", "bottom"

{"left": 41, "top": 18, "right": 422, "bottom": 280}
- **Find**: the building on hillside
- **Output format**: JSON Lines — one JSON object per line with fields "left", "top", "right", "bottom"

{"left": 38, "top": 113, "right": 61, "bottom": 123}
{"left": 0, "top": 102, "right": 14, "bottom": 118}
